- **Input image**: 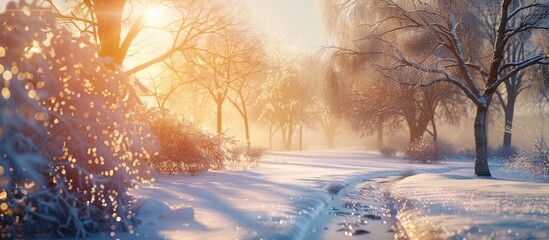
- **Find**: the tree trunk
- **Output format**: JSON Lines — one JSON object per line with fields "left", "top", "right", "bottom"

{"left": 94, "top": 0, "right": 125, "bottom": 61}
{"left": 325, "top": 121, "right": 336, "bottom": 149}
{"left": 405, "top": 119, "right": 422, "bottom": 156}
{"left": 299, "top": 124, "right": 303, "bottom": 151}
{"left": 243, "top": 114, "right": 251, "bottom": 150}
{"left": 474, "top": 106, "right": 492, "bottom": 176}
{"left": 268, "top": 123, "right": 274, "bottom": 149}
{"left": 216, "top": 103, "right": 222, "bottom": 134}
{"left": 286, "top": 124, "right": 294, "bottom": 151}
{"left": 502, "top": 96, "right": 516, "bottom": 148}
{"left": 281, "top": 127, "right": 287, "bottom": 150}
{"left": 502, "top": 111, "right": 514, "bottom": 148}
{"left": 431, "top": 115, "right": 439, "bottom": 160}
{"left": 407, "top": 123, "right": 426, "bottom": 156}
{"left": 403, "top": 100, "right": 430, "bottom": 145}
{"left": 377, "top": 123, "right": 383, "bottom": 150}
{"left": 405, "top": 112, "right": 430, "bottom": 145}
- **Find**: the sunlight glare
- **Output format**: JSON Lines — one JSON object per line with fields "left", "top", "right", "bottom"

{"left": 144, "top": 6, "right": 161, "bottom": 25}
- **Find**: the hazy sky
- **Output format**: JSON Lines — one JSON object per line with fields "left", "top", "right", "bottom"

{"left": 244, "top": 0, "right": 324, "bottom": 52}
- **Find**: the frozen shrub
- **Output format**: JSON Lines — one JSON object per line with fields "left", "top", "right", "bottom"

{"left": 228, "top": 146, "right": 245, "bottom": 166}
{"left": 380, "top": 147, "right": 397, "bottom": 157}
{"left": 0, "top": 2, "right": 155, "bottom": 238}
{"left": 406, "top": 138, "right": 440, "bottom": 163}
{"left": 142, "top": 110, "right": 230, "bottom": 175}
{"left": 506, "top": 135, "right": 549, "bottom": 181}
{"left": 246, "top": 146, "right": 268, "bottom": 165}
{"left": 227, "top": 146, "right": 268, "bottom": 168}
{"left": 508, "top": 149, "right": 549, "bottom": 181}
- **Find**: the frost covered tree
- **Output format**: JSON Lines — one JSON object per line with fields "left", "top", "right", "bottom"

{"left": 495, "top": 39, "right": 535, "bottom": 149}
{"left": 316, "top": 68, "right": 344, "bottom": 148}
{"left": 322, "top": 47, "right": 464, "bottom": 153}
{"left": 323, "top": 0, "right": 549, "bottom": 176}
{"left": 257, "top": 57, "right": 316, "bottom": 151}
{"left": 535, "top": 66, "right": 549, "bottom": 111}
{"left": 0, "top": 2, "right": 155, "bottom": 237}
{"left": 475, "top": 1, "right": 548, "bottom": 149}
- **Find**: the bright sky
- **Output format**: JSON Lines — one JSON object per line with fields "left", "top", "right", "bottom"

{"left": 244, "top": 0, "right": 324, "bottom": 53}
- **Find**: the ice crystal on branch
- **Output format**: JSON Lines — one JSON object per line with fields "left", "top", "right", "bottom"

{"left": 507, "top": 134, "right": 549, "bottom": 181}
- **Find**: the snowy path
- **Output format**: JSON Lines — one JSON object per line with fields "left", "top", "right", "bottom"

{"left": 87, "top": 150, "right": 467, "bottom": 240}
{"left": 304, "top": 176, "right": 399, "bottom": 240}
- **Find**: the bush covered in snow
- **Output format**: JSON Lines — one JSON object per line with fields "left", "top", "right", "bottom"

{"left": 141, "top": 109, "right": 229, "bottom": 175}
{"left": 0, "top": 2, "right": 155, "bottom": 238}
{"left": 506, "top": 135, "right": 549, "bottom": 181}
{"left": 140, "top": 107, "right": 267, "bottom": 174}
{"left": 405, "top": 138, "right": 457, "bottom": 162}
{"left": 406, "top": 138, "right": 441, "bottom": 163}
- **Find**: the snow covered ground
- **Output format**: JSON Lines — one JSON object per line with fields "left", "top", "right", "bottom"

{"left": 84, "top": 150, "right": 549, "bottom": 239}
{"left": 390, "top": 158, "right": 549, "bottom": 240}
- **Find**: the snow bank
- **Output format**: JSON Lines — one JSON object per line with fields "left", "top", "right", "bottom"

{"left": 390, "top": 161, "right": 549, "bottom": 239}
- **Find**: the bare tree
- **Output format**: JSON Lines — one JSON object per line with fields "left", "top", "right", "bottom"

{"left": 186, "top": 26, "right": 263, "bottom": 136}
{"left": 534, "top": 66, "right": 549, "bottom": 113}
{"left": 294, "top": 56, "right": 326, "bottom": 150}
{"left": 344, "top": 77, "right": 463, "bottom": 150}
{"left": 496, "top": 39, "right": 534, "bottom": 148}
{"left": 257, "top": 57, "right": 316, "bottom": 151}
{"left": 45, "top": 0, "right": 231, "bottom": 74}
{"left": 324, "top": 0, "right": 549, "bottom": 176}
{"left": 322, "top": 49, "right": 464, "bottom": 153}
{"left": 255, "top": 59, "right": 288, "bottom": 149}
{"left": 225, "top": 36, "right": 265, "bottom": 149}
{"left": 257, "top": 63, "right": 299, "bottom": 150}
{"left": 475, "top": 1, "right": 546, "bottom": 149}
{"left": 144, "top": 56, "right": 196, "bottom": 117}
{"left": 318, "top": 105, "right": 343, "bottom": 149}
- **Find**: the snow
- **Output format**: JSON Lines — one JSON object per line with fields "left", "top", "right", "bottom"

{"left": 159, "top": 208, "right": 195, "bottom": 221}
{"left": 306, "top": 177, "right": 398, "bottom": 240}
{"left": 390, "top": 158, "right": 549, "bottom": 240}
{"left": 133, "top": 198, "right": 171, "bottom": 215}
{"left": 81, "top": 150, "right": 549, "bottom": 239}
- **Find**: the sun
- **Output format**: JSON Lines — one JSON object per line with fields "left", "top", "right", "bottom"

{"left": 144, "top": 6, "right": 161, "bottom": 25}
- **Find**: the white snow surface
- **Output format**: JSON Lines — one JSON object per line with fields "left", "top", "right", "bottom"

{"left": 83, "top": 150, "right": 549, "bottom": 240}
{"left": 390, "top": 158, "right": 549, "bottom": 240}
